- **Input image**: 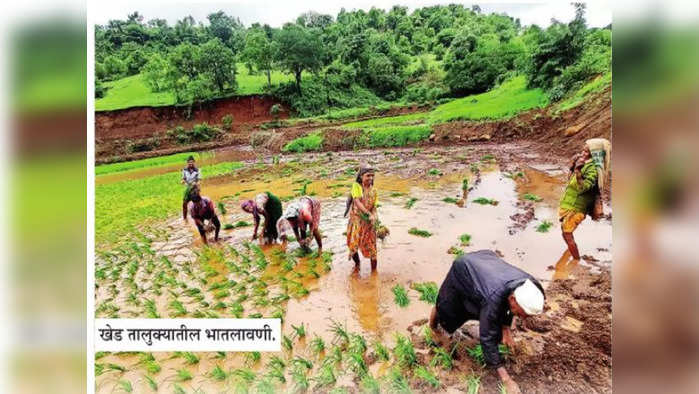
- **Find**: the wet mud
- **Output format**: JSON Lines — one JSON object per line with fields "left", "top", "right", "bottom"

{"left": 95, "top": 144, "right": 611, "bottom": 393}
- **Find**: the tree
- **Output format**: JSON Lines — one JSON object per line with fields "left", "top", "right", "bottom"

{"left": 276, "top": 24, "right": 324, "bottom": 90}
{"left": 199, "top": 38, "right": 237, "bottom": 94}
{"left": 142, "top": 53, "right": 170, "bottom": 92}
{"left": 103, "top": 55, "right": 126, "bottom": 80}
{"left": 242, "top": 29, "right": 279, "bottom": 88}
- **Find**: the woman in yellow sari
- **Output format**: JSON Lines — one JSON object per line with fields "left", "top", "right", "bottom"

{"left": 346, "top": 167, "right": 378, "bottom": 271}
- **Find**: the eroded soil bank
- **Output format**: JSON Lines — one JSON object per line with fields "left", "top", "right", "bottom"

{"left": 95, "top": 144, "right": 611, "bottom": 393}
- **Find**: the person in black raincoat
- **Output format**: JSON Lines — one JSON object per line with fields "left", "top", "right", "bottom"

{"left": 429, "top": 250, "right": 545, "bottom": 394}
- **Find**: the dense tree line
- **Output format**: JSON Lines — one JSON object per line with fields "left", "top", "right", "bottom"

{"left": 95, "top": 4, "right": 610, "bottom": 115}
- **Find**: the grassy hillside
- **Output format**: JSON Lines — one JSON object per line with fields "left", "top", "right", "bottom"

{"left": 96, "top": 64, "right": 297, "bottom": 111}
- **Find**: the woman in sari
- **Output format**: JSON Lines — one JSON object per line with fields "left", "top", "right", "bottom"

{"left": 276, "top": 196, "right": 322, "bottom": 253}
{"left": 240, "top": 192, "right": 283, "bottom": 243}
{"left": 346, "top": 167, "right": 379, "bottom": 271}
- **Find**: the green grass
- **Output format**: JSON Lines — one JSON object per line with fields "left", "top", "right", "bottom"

{"left": 95, "top": 160, "right": 243, "bottom": 244}
{"left": 342, "top": 112, "right": 428, "bottom": 129}
{"left": 429, "top": 76, "right": 549, "bottom": 122}
{"left": 408, "top": 227, "right": 432, "bottom": 237}
{"left": 96, "top": 152, "right": 208, "bottom": 176}
{"left": 96, "top": 65, "right": 296, "bottom": 111}
{"left": 282, "top": 133, "right": 324, "bottom": 153}
{"left": 557, "top": 72, "right": 612, "bottom": 113}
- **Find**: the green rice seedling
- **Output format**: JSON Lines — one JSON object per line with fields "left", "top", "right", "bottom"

{"left": 217, "top": 202, "right": 227, "bottom": 215}
{"left": 313, "top": 363, "right": 336, "bottom": 388}
{"left": 346, "top": 352, "right": 368, "bottom": 377}
{"left": 192, "top": 309, "right": 205, "bottom": 318}
{"left": 184, "top": 287, "right": 201, "bottom": 297}
{"left": 106, "top": 363, "right": 126, "bottom": 372}
{"left": 95, "top": 351, "right": 108, "bottom": 360}
{"left": 95, "top": 363, "right": 104, "bottom": 376}
{"left": 392, "top": 284, "right": 410, "bottom": 307}
{"left": 481, "top": 154, "right": 495, "bottom": 162}
{"left": 373, "top": 341, "right": 390, "bottom": 361}
{"left": 466, "top": 374, "right": 481, "bottom": 394}
{"left": 232, "top": 220, "right": 252, "bottom": 228}
{"left": 393, "top": 334, "right": 417, "bottom": 369}
{"left": 172, "top": 384, "right": 185, "bottom": 394}
{"left": 329, "top": 319, "right": 350, "bottom": 346}
{"left": 223, "top": 223, "right": 235, "bottom": 230}
{"left": 329, "top": 387, "right": 349, "bottom": 394}
{"left": 270, "top": 308, "right": 284, "bottom": 321}
{"left": 462, "top": 178, "right": 469, "bottom": 191}
{"left": 523, "top": 193, "right": 542, "bottom": 202}
{"left": 385, "top": 368, "right": 411, "bottom": 394}
{"left": 404, "top": 197, "right": 418, "bottom": 209}
{"left": 293, "top": 356, "right": 313, "bottom": 370}
{"left": 361, "top": 373, "right": 381, "bottom": 394}
{"left": 499, "top": 382, "right": 508, "bottom": 394}
{"left": 423, "top": 326, "right": 436, "bottom": 347}
{"left": 271, "top": 293, "right": 290, "bottom": 304}
{"left": 292, "top": 323, "right": 306, "bottom": 339}
{"left": 292, "top": 366, "right": 310, "bottom": 392}
{"left": 256, "top": 378, "right": 276, "bottom": 394}
{"left": 467, "top": 344, "right": 510, "bottom": 365}
{"left": 144, "top": 375, "right": 158, "bottom": 391}
{"left": 472, "top": 197, "right": 499, "bottom": 205}
{"left": 310, "top": 335, "right": 325, "bottom": 355}
{"left": 236, "top": 294, "right": 249, "bottom": 303}
{"left": 266, "top": 366, "right": 286, "bottom": 384}
{"left": 415, "top": 366, "right": 440, "bottom": 388}
{"left": 430, "top": 346, "right": 454, "bottom": 370}
{"left": 390, "top": 191, "right": 405, "bottom": 197}
{"left": 442, "top": 197, "right": 459, "bottom": 204}
{"left": 282, "top": 334, "right": 293, "bottom": 351}
{"left": 408, "top": 227, "right": 432, "bottom": 237}
{"left": 459, "top": 234, "right": 472, "bottom": 246}
{"left": 213, "top": 301, "right": 227, "bottom": 310}
{"left": 470, "top": 163, "right": 480, "bottom": 173}
{"left": 349, "top": 333, "right": 367, "bottom": 354}
{"left": 248, "top": 312, "right": 263, "bottom": 318}
{"left": 143, "top": 299, "right": 160, "bottom": 318}
{"left": 411, "top": 282, "right": 438, "bottom": 304}
{"left": 168, "top": 300, "right": 187, "bottom": 317}
{"left": 295, "top": 286, "right": 310, "bottom": 298}
{"left": 139, "top": 354, "right": 161, "bottom": 374}
{"left": 215, "top": 351, "right": 226, "bottom": 359}
{"left": 176, "top": 368, "right": 192, "bottom": 381}
{"left": 210, "top": 365, "right": 227, "bottom": 381}
{"left": 536, "top": 220, "right": 553, "bottom": 233}
{"left": 179, "top": 352, "right": 199, "bottom": 365}
{"left": 253, "top": 297, "right": 270, "bottom": 307}
{"left": 267, "top": 355, "right": 286, "bottom": 370}
{"left": 245, "top": 351, "right": 261, "bottom": 366}
{"left": 428, "top": 168, "right": 443, "bottom": 176}
{"left": 232, "top": 367, "right": 256, "bottom": 384}
{"left": 117, "top": 379, "right": 132, "bottom": 393}
{"left": 214, "top": 288, "right": 230, "bottom": 299}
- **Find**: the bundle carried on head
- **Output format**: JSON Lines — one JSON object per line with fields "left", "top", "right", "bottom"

{"left": 585, "top": 138, "right": 611, "bottom": 190}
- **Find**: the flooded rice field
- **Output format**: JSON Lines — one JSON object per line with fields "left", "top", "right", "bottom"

{"left": 95, "top": 144, "right": 612, "bottom": 393}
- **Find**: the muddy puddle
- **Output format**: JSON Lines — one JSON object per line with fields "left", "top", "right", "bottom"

{"left": 95, "top": 145, "right": 612, "bottom": 393}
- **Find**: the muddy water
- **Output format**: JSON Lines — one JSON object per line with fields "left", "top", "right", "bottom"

{"left": 95, "top": 146, "right": 612, "bottom": 392}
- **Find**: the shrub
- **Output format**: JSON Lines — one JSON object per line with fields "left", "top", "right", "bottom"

{"left": 127, "top": 138, "right": 160, "bottom": 153}
{"left": 221, "top": 114, "right": 234, "bottom": 130}
{"left": 270, "top": 104, "right": 282, "bottom": 120}
{"left": 250, "top": 130, "right": 273, "bottom": 148}
{"left": 167, "top": 123, "right": 223, "bottom": 144}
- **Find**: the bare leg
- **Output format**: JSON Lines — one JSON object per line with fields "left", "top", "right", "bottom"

{"left": 351, "top": 252, "right": 360, "bottom": 267}
{"left": 212, "top": 215, "right": 221, "bottom": 242}
{"left": 562, "top": 232, "right": 580, "bottom": 260}
{"left": 370, "top": 258, "right": 377, "bottom": 271}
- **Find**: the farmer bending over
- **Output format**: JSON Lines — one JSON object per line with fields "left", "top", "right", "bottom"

{"left": 429, "top": 250, "right": 545, "bottom": 394}
{"left": 181, "top": 155, "right": 201, "bottom": 219}
{"left": 276, "top": 196, "right": 322, "bottom": 254}
{"left": 559, "top": 138, "right": 610, "bottom": 260}
{"left": 183, "top": 185, "right": 220, "bottom": 245}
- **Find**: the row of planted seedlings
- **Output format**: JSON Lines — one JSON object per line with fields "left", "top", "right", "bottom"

{"left": 94, "top": 227, "right": 335, "bottom": 392}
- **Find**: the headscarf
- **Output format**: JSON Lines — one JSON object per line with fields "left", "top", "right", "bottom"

{"left": 585, "top": 138, "right": 611, "bottom": 190}
{"left": 240, "top": 200, "right": 255, "bottom": 213}
{"left": 344, "top": 167, "right": 375, "bottom": 217}
{"left": 513, "top": 279, "right": 544, "bottom": 315}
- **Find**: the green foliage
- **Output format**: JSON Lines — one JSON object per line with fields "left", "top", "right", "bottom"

{"left": 167, "top": 122, "right": 223, "bottom": 144}
{"left": 276, "top": 23, "right": 324, "bottom": 89}
{"left": 221, "top": 114, "right": 234, "bottom": 130}
{"left": 282, "top": 133, "right": 323, "bottom": 153}
{"left": 430, "top": 346, "right": 454, "bottom": 370}
{"left": 393, "top": 334, "right": 417, "bottom": 369}
{"left": 459, "top": 233, "right": 472, "bottom": 246}
{"left": 404, "top": 197, "right": 418, "bottom": 209}
{"left": 411, "top": 282, "right": 438, "bottom": 304}
{"left": 557, "top": 72, "right": 611, "bottom": 112}
{"left": 467, "top": 344, "right": 510, "bottom": 365}
{"left": 408, "top": 227, "right": 432, "bottom": 237}
{"left": 362, "top": 125, "right": 432, "bottom": 148}
{"left": 373, "top": 341, "right": 390, "bottom": 361}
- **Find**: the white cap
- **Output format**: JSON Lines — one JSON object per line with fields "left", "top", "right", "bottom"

{"left": 513, "top": 279, "right": 544, "bottom": 315}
